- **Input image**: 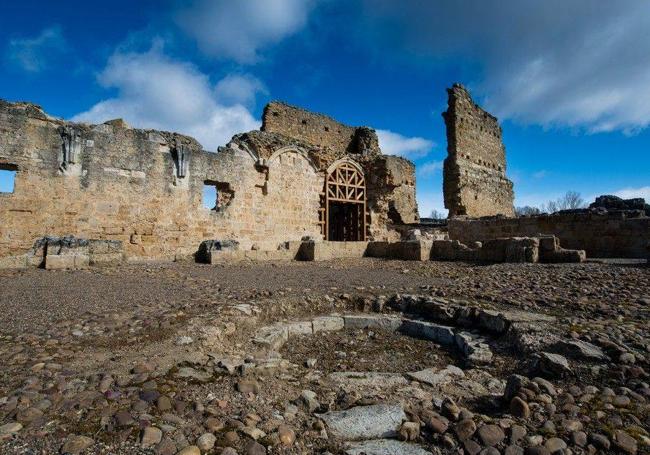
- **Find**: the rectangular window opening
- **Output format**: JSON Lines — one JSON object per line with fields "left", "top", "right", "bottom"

{"left": 203, "top": 183, "right": 217, "bottom": 210}
{"left": 203, "top": 180, "right": 234, "bottom": 212}
{"left": 0, "top": 167, "right": 17, "bottom": 194}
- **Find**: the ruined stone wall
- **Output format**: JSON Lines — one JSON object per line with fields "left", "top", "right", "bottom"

{"left": 0, "top": 100, "right": 322, "bottom": 265}
{"left": 262, "top": 102, "right": 381, "bottom": 160}
{"left": 447, "top": 213, "right": 650, "bottom": 259}
{"left": 365, "top": 156, "right": 418, "bottom": 240}
{"left": 442, "top": 84, "right": 515, "bottom": 218}
{"left": 261, "top": 102, "right": 418, "bottom": 237}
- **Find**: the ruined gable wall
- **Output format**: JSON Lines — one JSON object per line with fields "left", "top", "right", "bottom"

{"left": 366, "top": 156, "right": 418, "bottom": 240}
{"left": 443, "top": 84, "right": 515, "bottom": 218}
{"left": 262, "top": 102, "right": 381, "bottom": 165}
{"left": 0, "top": 101, "right": 322, "bottom": 265}
{"left": 448, "top": 214, "right": 650, "bottom": 259}
{"left": 261, "top": 101, "right": 419, "bottom": 237}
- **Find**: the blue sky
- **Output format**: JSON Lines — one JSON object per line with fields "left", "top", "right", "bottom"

{"left": 1, "top": 0, "right": 649, "bottom": 216}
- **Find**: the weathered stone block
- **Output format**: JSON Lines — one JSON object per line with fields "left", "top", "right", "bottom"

{"left": 312, "top": 316, "right": 344, "bottom": 333}
{"left": 343, "top": 314, "right": 402, "bottom": 332}
{"left": 400, "top": 320, "right": 455, "bottom": 346}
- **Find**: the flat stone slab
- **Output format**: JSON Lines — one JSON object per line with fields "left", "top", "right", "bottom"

{"left": 408, "top": 365, "right": 464, "bottom": 387}
{"left": 328, "top": 372, "right": 408, "bottom": 391}
{"left": 400, "top": 320, "right": 455, "bottom": 345}
{"left": 320, "top": 404, "right": 406, "bottom": 441}
{"left": 284, "top": 320, "right": 313, "bottom": 336}
{"left": 346, "top": 439, "right": 433, "bottom": 455}
{"left": 555, "top": 340, "right": 608, "bottom": 361}
{"left": 455, "top": 332, "right": 493, "bottom": 364}
{"left": 253, "top": 324, "right": 289, "bottom": 351}
{"left": 174, "top": 367, "right": 212, "bottom": 383}
{"left": 312, "top": 316, "right": 345, "bottom": 333}
{"left": 344, "top": 314, "right": 403, "bottom": 332}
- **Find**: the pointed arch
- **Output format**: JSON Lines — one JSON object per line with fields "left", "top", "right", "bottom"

{"left": 323, "top": 158, "right": 366, "bottom": 241}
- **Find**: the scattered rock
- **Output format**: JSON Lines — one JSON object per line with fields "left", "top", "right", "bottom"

{"left": 141, "top": 426, "right": 163, "bottom": 448}
{"left": 346, "top": 439, "right": 433, "bottom": 455}
{"left": 60, "top": 435, "right": 94, "bottom": 454}
{"left": 320, "top": 404, "right": 406, "bottom": 441}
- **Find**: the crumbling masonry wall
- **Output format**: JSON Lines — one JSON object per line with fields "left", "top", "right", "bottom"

{"left": 448, "top": 213, "right": 650, "bottom": 259}
{"left": 0, "top": 100, "right": 323, "bottom": 266}
{"left": 260, "top": 101, "right": 419, "bottom": 236}
{"left": 0, "top": 99, "right": 418, "bottom": 266}
{"left": 443, "top": 84, "right": 515, "bottom": 218}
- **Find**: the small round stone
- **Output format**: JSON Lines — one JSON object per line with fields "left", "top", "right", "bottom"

{"left": 510, "top": 397, "right": 530, "bottom": 419}
{"left": 544, "top": 437, "right": 567, "bottom": 452}
{"left": 140, "top": 426, "right": 162, "bottom": 448}
{"left": 278, "top": 424, "right": 296, "bottom": 446}
{"left": 196, "top": 433, "right": 216, "bottom": 452}
{"left": 453, "top": 419, "right": 477, "bottom": 441}
{"left": 478, "top": 424, "right": 505, "bottom": 447}
{"left": 177, "top": 446, "right": 201, "bottom": 455}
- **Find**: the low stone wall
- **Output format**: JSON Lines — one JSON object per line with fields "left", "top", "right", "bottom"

{"left": 300, "top": 241, "right": 370, "bottom": 261}
{"left": 448, "top": 213, "right": 650, "bottom": 259}
{"left": 0, "top": 236, "right": 124, "bottom": 270}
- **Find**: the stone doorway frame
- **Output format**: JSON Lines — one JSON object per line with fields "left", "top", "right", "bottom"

{"left": 322, "top": 158, "right": 366, "bottom": 241}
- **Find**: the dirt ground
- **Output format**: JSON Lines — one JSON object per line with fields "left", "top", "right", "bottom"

{"left": 0, "top": 259, "right": 648, "bottom": 454}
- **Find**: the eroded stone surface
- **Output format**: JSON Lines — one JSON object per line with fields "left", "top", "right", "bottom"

{"left": 320, "top": 404, "right": 406, "bottom": 441}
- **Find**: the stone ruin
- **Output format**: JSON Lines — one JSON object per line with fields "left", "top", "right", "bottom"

{"left": 440, "top": 85, "right": 649, "bottom": 261}
{"left": 1, "top": 86, "right": 647, "bottom": 268}
{"left": 442, "top": 84, "right": 515, "bottom": 218}
{"left": 0, "top": 99, "right": 417, "bottom": 268}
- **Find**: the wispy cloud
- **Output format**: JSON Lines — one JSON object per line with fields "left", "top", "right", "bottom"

{"left": 6, "top": 25, "right": 68, "bottom": 73}
{"left": 417, "top": 160, "right": 443, "bottom": 177}
{"left": 363, "top": 0, "right": 650, "bottom": 134}
{"left": 214, "top": 74, "right": 268, "bottom": 108}
{"left": 532, "top": 170, "right": 548, "bottom": 179}
{"left": 72, "top": 42, "right": 260, "bottom": 151}
{"left": 613, "top": 186, "right": 650, "bottom": 201}
{"left": 377, "top": 129, "right": 434, "bottom": 159}
{"left": 175, "top": 0, "right": 316, "bottom": 64}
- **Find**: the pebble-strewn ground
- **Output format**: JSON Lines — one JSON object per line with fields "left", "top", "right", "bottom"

{"left": 0, "top": 259, "right": 648, "bottom": 454}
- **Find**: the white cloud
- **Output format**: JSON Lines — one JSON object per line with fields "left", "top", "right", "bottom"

{"left": 72, "top": 44, "right": 260, "bottom": 151}
{"left": 417, "top": 160, "right": 443, "bottom": 177}
{"left": 532, "top": 170, "right": 548, "bottom": 179}
{"left": 214, "top": 74, "right": 268, "bottom": 108}
{"left": 6, "top": 25, "right": 67, "bottom": 72}
{"left": 363, "top": 1, "right": 650, "bottom": 134}
{"left": 377, "top": 129, "right": 434, "bottom": 159}
{"left": 613, "top": 186, "right": 650, "bottom": 201}
{"left": 176, "top": 0, "right": 315, "bottom": 64}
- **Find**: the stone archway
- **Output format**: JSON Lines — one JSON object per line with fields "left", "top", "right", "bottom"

{"left": 323, "top": 159, "right": 366, "bottom": 241}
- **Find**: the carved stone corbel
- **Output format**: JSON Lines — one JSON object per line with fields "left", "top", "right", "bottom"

{"left": 59, "top": 126, "right": 83, "bottom": 171}
{"left": 173, "top": 144, "right": 190, "bottom": 178}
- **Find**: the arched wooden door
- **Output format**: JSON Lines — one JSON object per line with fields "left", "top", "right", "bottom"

{"left": 322, "top": 160, "right": 366, "bottom": 241}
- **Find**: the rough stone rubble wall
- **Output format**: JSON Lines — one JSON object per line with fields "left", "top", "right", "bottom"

{"left": 447, "top": 213, "right": 650, "bottom": 259}
{"left": 262, "top": 101, "right": 380, "bottom": 159}
{"left": 261, "top": 101, "right": 419, "bottom": 237}
{"left": 442, "top": 84, "right": 515, "bottom": 218}
{"left": 0, "top": 99, "right": 419, "bottom": 264}
{"left": 0, "top": 100, "right": 323, "bottom": 264}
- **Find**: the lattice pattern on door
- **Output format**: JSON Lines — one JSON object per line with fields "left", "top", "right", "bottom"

{"left": 321, "top": 160, "right": 367, "bottom": 241}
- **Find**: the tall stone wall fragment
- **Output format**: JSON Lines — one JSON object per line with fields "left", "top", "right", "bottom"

{"left": 442, "top": 84, "right": 515, "bottom": 218}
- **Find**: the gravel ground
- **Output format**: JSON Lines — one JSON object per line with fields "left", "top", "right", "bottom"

{"left": 0, "top": 259, "right": 648, "bottom": 455}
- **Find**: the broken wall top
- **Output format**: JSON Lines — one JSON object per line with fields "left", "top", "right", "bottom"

{"left": 442, "top": 84, "right": 506, "bottom": 171}
{"left": 261, "top": 101, "right": 381, "bottom": 159}
{"left": 442, "top": 84, "right": 515, "bottom": 218}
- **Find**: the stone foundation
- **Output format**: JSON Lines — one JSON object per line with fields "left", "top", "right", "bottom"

{"left": 448, "top": 212, "right": 649, "bottom": 259}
